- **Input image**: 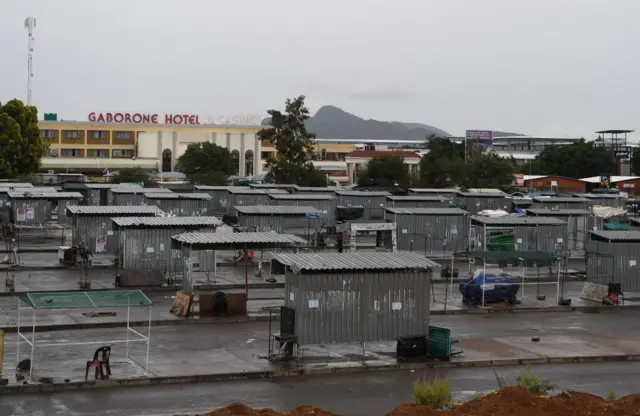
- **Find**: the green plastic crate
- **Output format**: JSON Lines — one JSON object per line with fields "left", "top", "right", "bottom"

{"left": 428, "top": 326, "right": 461, "bottom": 359}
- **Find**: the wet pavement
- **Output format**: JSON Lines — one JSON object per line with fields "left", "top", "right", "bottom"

{"left": 4, "top": 310, "right": 640, "bottom": 389}
{"left": 2, "top": 361, "right": 640, "bottom": 415}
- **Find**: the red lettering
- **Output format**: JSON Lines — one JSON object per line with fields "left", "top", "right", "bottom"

{"left": 173, "top": 115, "right": 183, "bottom": 124}
{"left": 106, "top": 113, "right": 113, "bottom": 122}
{"left": 88, "top": 112, "right": 96, "bottom": 122}
{"left": 124, "top": 113, "right": 132, "bottom": 123}
{"left": 165, "top": 114, "right": 173, "bottom": 124}
{"left": 97, "top": 113, "right": 105, "bottom": 122}
{"left": 187, "top": 115, "right": 195, "bottom": 124}
{"left": 133, "top": 113, "right": 142, "bottom": 123}
{"left": 151, "top": 114, "right": 158, "bottom": 123}
{"left": 195, "top": 115, "right": 200, "bottom": 124}
{"left": 114, "top": 113, "right": 124, "bottom": 123}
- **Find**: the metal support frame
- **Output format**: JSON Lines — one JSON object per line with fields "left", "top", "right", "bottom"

{"left": 16, "top": 297, "right": 152, "bottom": 382}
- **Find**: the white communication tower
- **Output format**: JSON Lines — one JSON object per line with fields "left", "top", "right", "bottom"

{"left": 24, "top": 17, "right": 36, "bottom": 105}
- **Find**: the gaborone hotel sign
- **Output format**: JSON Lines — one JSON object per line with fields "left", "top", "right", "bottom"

{"left": 88, "top": 112, "right": 262, "bottom": 126}
{"left": 88, "top": 112, "right": 201, "bottom": 125}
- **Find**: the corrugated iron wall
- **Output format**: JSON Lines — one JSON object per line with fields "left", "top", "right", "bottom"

{"left": 533, "top": 201, "right": 590, "bottom": 210}
{"left": 336, "top": 194, "right": 387, "bottom": 221}
{"left": 388, "top": 199, "right": 450, "bottom": 209}
{"left": 284, "top": 269, "right": 431, "bottom": 345}
{"left": 73, "top": 215, "right": 119, "bottom": 254}
{"left": 273, "top": 199, "right": 337, "bottom": 227}
{"left": 586, "top": 239, "right": 640, "bottom": 291}
{"left": 237, "top": 214, "right": 319, "bottom": 237}
{"left": 10, "top": 199, "right": 51, "bottom": 227}
{"left": 228, "top": 193, "right": 271, "bottom": 213}
{"left": 56, "top": 200, "right": 79, "bottom": 226}
{"left": 389, "top": 213, "right": 469, "bottom": 254}
{"left": 456, "top": 196, "right": 509, "bottom": 214}
{"left": 472, "top": 224, "right": 568, "bottom": 253}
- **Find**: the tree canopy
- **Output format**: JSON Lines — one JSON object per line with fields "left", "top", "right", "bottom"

{"left": 109, "top": 167, "right": 152, "bottom": 185}
{"left": 175, "top": 142, "right": 235, "bottom": 185}
{"left": 0, "top": 99, "right": 48, "bottom": 178}
{"left": 418, "top": 136, "right": 514, "bottom": 189}
{"left": 357, "top": 156, "right": 411, "bottom": 188}
{"left": 531, "top": 140, "right": 616, "bottom": 179}
{"left": 631, "top": 148, "right": 640, "bottom": 176}
{"left": 257, "top": 95, "right": 326, "bottom": 186}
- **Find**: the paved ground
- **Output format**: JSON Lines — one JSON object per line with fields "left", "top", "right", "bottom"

{"left": 4, "top": 310, "right": 640, "bottom": 389}
{"left": 3, "top": 362, "right": 640, "bottom": 415}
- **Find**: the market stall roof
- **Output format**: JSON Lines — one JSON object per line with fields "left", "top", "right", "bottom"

{"left": 0, "top": 182, "right": 33, "bottom": 188}
{"left": 111, "top": 187, "right": 173, "bottom": 194}
{"left": 293, "top": 185, "right": 340, "bottom": 192}
{"left": 250, "top": 183, "right": 296, "bottom": 190}
{"left": 66, "top": 205, "right": 163, "bottom": 216}
{"left": 20, "top": 290, "right": 152, "bottom": 310}
{"left": 589, "top": 230, "right": 640, "bottom": 242}
{"left": 334, "top": 190, "right": 391, "bottom": 197}
{"left": 527, "top": 208, "right": 592, "bottom": 216}
{"left": 7, "top": 191, "right": 83, "bottom": 200}
{"left": 408, "top": 188, "right": 458, "bottom": 194}
{"left": 112, "top": 216, "right": 222, "bottom": 228}
{"left": 171, "top": 231, "right": 307, "bottom": 250}
{"left": 269, "top": 194, "right": 335, "bottom": 201}
{"left": 194, "top": 185, "right": 249, "bottom": 191}
{"left": 457, "top": 251, "right": 558, "bottom": 267}
{"left": 234, "top": 205, "right": 321, "bottom": 216}
{"left": 271, "top": 251, "right": 440, "bottom": 274}
{"left": 532, "top": 196, "right": 591, "bottom": 203}
{"left": 84, "top": 183, "right": 142, "bottom": 189}
{"left": 386, "top": 195, "right": 449, "bottom": 201}
{"left": 143, "top": 192, "right": 212, "bottom": 200}
{"left": 386, "top": 207, "right": 469, "bottom": 216}
{"left": 470, "top": 216, "right": 566, "bottom": 226}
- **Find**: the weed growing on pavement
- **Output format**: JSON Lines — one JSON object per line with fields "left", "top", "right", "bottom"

{"left": 516, "top": 364, "right": 555, "bottom": 396}
{"left": 413, "top": 373, "right": 452, "bottom": 409}
{"left": 607, "top": 389, "right": 617, "bottom": 402}
{"left": 493, "top": 370, "right": 506, "bottom": 389}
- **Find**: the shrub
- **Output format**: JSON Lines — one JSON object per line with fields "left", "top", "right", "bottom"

{"left": 516, "top": 365, "right": 555, "bottom": 396}
{"left": 607, "top": 389, "right": 617, "bottom": 402}
{"left": 413, "top": 373, "right": 452, "bottom": 409}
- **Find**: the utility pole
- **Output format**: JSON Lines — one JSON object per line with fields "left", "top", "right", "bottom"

{"left": 24, "top": 17, "right": 36, "bottom": 106}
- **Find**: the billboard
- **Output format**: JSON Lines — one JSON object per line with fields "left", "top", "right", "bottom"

{"left": 466, "top": 130, "right": 493, "bottom": 152}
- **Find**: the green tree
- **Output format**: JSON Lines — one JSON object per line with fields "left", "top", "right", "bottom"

{"left": 175, "top": 142, "right": 235, "bottom": 185}
{"left": 357, "top": 156, "right": 411, "bottom": 188}
{"left": 0, "top": 99, "right": 47, "bottom": 178}
{"left": 257, "top": 95, "right": 326, "bottom": 186}
{"left": 463, "top": 147, "right": 515, "bottom": 189}
{"left": 533, "top": 140, "right": 616, "bottom": 179}
{"left": 109, "top": 167, "right": 152, "bottom": 185}
{"left": 418, "top": 136, "right": 466, "bottom": 187}
{"left": 631, "top": 148, "right": 640, "bottom": 176}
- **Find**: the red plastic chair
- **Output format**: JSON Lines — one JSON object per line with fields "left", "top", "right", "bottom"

{"left": 85, "top": 346, "right": 111, "bottom": 380}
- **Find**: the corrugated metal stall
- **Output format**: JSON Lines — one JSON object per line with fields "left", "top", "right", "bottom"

{"left": 273, "top": 251, "right": 438, "bottom": 345}
{"left": 67, "top": 205, "right": 163, "bottom": 254}
{"left": 56, "top": 194, "right": 84, "bottom": 227}
{"left": 470, "top": 216, "right": 567, "bottom": 254}
{"left": 385, "top": 207, "right": 470, "bottom": 255}
{"left": 85, "top": 183, "right": 142, "bottom": 206}
{"left": 113, "top": 216, "right": 221, "bottom": 274}
{"left": 250, "top": 183, "right": 296, "bottom": 192}
{"left": 532, "top": 197, "right": 592, "bottom": 210}
{"left": 526, "top": 209, "right": 596, "bottom": 256}
{"left": 512, "top": 198, "right": 533, "bottom": 213}
{"left": 0, "top": 187, "right": 56, "bottom": 222}
{"left": 335, "top": 190, "right": 390, "bottom": 221}
{"left": 8, "top": 191, "right": 82, "bottom": 228}
{"left": 193, "top": 186, "right": 249, "bottom": 214}
{"left": 586, "top": 230, "right": 640, "bottom": 292}
{"left": 235, "top": 205, "right": 321, "bottom": 237}
{"left": 144, "top": 192, "right": 212, "bottom": 216}
{"left": 574, "top": 193, "right": 626, "bottom": 208}
{"left": 409, "top": 188, "right": 458, "bottom": 198}
{"left": 156, "top": 182, "right": 194, "bottom": 192}
{"left": 455, "top": 191, "right": 510, "bottom": 214}
{"left": 293, "top": 186, "right": 340, "bottom": 195}
{"left": 109, "top": 187, "right": 173, "bottom": 206}
{"left": 269, "top": 194, "right": 337, "bottom": 227}
{"left": 227, "top": 189, "right": 272, "bottom": 212}
{"left": 386, "top": 195, "right": 450, "bottom": 209}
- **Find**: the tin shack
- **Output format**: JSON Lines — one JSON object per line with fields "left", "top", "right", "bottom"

{"left": 586, "top": 230, "right": 640, "bottom": 292}
{"left": 386, "top": 195, "right": 450, "bottom": 209}
{"left": 526, "top": 208, "right": 595, "bottom": 256}
{"left": 470, "top": 215, "right": 567, "bottom": 253}
{"left": 272, "top": 251, "right": 438, "bottom": 345}
{"left": 9, "top": 191, "right": 83, "bottom": 228}
{"left": 334, "top": 190, "right": 390, "bottom": 221}
{"left": 455, "top": 190, "right": 510, "bottom": 215}
{"left": 269, "top": 194, "right": 337, "bottom": 228}
{"left": 108, "top": 187, "right": 173, "bottom": 206}
{"left": 235, "top": 205, "right": 322, "bottom": 238}
{"left": 144, "top": 192, "right": 211, "bottom": 216}
{"left": 193, "top": 186, "right": 249, "bottom": 214}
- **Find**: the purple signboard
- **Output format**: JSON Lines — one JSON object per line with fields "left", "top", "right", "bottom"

{"left": 465, "top": 130, "right": 493, "bottom": 152}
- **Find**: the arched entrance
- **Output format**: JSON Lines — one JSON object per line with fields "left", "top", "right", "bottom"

{"left": 231, "top": 150, "right": 240, "bottom": 175}
{"left": 162, "top": 149, "right": 172, "bottom": 172}
{"left": 245, "top": 150, "right": 254, "bottom": 176}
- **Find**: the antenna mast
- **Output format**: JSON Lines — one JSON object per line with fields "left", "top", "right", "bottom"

{"left": 24, "top": 17, "right": 36, "bottom": 106}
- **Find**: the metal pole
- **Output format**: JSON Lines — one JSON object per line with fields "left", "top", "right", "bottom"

{"left": 244, "top": 244, "right": 249, "bottom": 300}
{"left": 556, "top": 258, "right": 561, "bottom": 305}
{"left": 16, "top": 298, "right": 20, "bottom": 368}
{"left": 519, "top": 257, "right": 526, "bottom": 299}
{"left": 481, "top": 263, "right": 486, "bottom": 307}
{"left": 29, "top": 310, "right": 35, "bottom": 381}
{"left": 145, "top": 306, "right": 151, "bottom": 376}
{"left": 126, "top": 302, "right": 130, "bottom": 361}
{"left": 449, "top": 254, "right": 455, "bottom": 300}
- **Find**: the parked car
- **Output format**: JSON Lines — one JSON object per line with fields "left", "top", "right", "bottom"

{"left": 459, "top": 268, "right": 519, "bottom": 305}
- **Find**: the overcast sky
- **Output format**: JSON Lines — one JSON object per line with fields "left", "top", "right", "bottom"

{"left": 2, "top": 0, "right": 639, "bottom": 138}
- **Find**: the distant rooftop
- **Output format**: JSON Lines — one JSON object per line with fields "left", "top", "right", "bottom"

{"left": 595, "top": 129, "right": 635, "bottom": 134}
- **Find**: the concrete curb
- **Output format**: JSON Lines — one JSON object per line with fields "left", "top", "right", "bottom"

{"left": 2, "top": 353, "right": 639, "bottom": 395}
{"left": 0, "top": 264, "right": 115, "bottom": 272}
{"left": 0, "top": 303, "right": 633, "bottom": 333}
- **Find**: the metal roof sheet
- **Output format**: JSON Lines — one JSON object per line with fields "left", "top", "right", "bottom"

{"left": 144, "top": 192, "right": 180, "bottom": 199}
{"left": 66, "top": 205, "right": 164, "bottom": 215}
{"left": 265, "top": 189, "right": 289, "bottom": 194}
{"left": 269, "top": 194, "right": 335, "bottom": 201}
{"left": 408, "top": 188, "right": 458, "bottom": 194}
{"left": 471, "top": 215, "right": 566, "bottom": 225}
{"left": 334, "top": 190, "right": 391, "bottom": 197}
{"left": 7, "top": 191, "right": 83, "bottom": 199}
{"left": 527, "top": 209, "right": 592, "bottom": 216}
{"left": 250, "top": 183, "right": 296, "bottom": 189}
{"left": 180, "top": 192, "right": 212, "bottom": 200}
{"left": 227, "top": 189, "right": 268, "bottom": 195}
{"left": 84, "top": 183, "right": 142, "bottom": 189}
{"left": 235, "top": 205, "right": 321, "bottom": 215}
{"left": 386, "top": 195, "right": 448, "bottom": 201}
{"left": 172, "top": 231, "right": 307, "bottom": 245}
{"left": 386, "top": 207, "right": 469, "bottom": 215}
{"left": 0, "top": 187, "right": 57, "bottom": 194}
{"left": 574, "top": 193, "right": 624, "bottom": 200}
{"left": 111, "top": 187, "right": 173, "bottom": 194}
{"left": 194, "top": 185, "right": 249, "bottom": 191}
{"left": 112, "top": 216, "right": 222, "bottom": 227}
{"left": 590, "top": 230, "right": 640, "bottom": 241}
{"left": 293, "top": 185, "right": 340, "bottom": 192}
{"left": 457, "top": 191, "right": 507, "bottom": 197}
{"left": 532, "top": 197, "right": 590, "bottom": 203}
{"left": 272, "top": 251, "right": 440, "bottom": 272}
{"left": 0, "top": 182, "right": 33, "bottom": 188}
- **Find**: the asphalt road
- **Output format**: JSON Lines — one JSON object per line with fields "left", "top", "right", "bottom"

{"left": 3, "top": 362, "right": 640, "bottom": 416}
